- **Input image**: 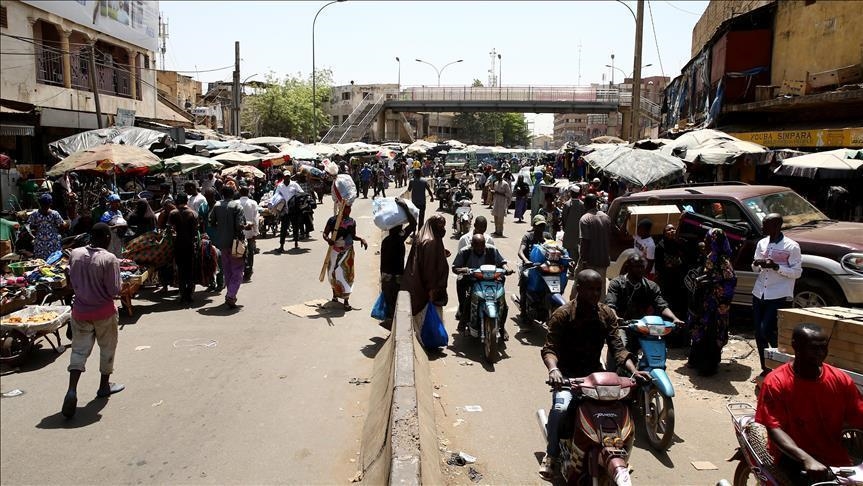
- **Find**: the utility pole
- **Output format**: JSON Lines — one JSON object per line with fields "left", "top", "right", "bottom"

{"left": 87, "top": 43, "right": 103, "bottom": 128}
{"left": 630, "top": 0, "right": 645, "bottom": 142}
{"left": 232, "top": 41, "right": 240, "bottom": 136}
{"left": 158, "top": 14, "right": 168, "bottom": 70}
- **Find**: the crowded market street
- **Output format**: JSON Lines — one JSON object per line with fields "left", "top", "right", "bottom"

{"left": 2, "top": 191, "right": 763, "bottom": 485}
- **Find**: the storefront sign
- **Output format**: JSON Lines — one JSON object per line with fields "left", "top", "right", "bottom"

{"left": 21, "top": 1, "right": 159, "bottom": 52}
{"left": 731, "top": 128, "right": 863, "bottom": 148}
{"left": 116, "top": 108, "right": 136, "bottom": 127}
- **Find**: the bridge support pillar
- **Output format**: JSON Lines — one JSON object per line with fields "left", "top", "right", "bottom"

{"left": 377, "top": 110, "right": 387, "bottom": 141}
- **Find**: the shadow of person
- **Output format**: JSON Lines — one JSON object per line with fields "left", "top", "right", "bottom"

{"left": 361, "top": 336, "right": 387, "bottom": 359}
{"left": 1, "top": 341, "right": 68, "bottom": 375}
{"left": 196, "top": 304, "right": 244, "bottom": 317}
{"left": 514, "top": 318, "right": 548, "bottom": 347}
{"left": 674, "top": 360, "right": 753, "bottom": 396}
{"left": 36, "top": 397, "right": 109, "bottom": 429}
{"left": 286, "top": 247, "right": 311, "bottom": 255}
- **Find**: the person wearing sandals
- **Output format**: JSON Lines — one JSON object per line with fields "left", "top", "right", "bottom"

{"left": 209, "top": 186, "right": 248, "bottom": 309}
{"left": 62, "top": 223, "right": 124, "bottom": 418}
{"left": 323, "top": 204, "right": 367, "bottom": 310}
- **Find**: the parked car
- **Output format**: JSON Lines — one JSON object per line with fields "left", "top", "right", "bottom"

{"left": 606, "top": 184, "right": 863, "bottom": 307}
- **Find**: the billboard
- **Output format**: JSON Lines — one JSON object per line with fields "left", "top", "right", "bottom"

{"left": 22, "top": 1, "right": 159, "bottom": 52}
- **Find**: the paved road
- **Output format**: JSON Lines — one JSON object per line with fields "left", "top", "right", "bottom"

{"left": 420, "top": 190, "right": 763, "bottom": 485}
{"left": 1, "top": 194, "right": 390, "bottom": 485}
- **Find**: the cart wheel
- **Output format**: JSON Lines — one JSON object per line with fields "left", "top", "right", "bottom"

{"left": 0, "top": 329, "right": 33, "bottom": 364}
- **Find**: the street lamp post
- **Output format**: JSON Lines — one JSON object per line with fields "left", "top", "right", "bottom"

{"left": 415, "top": 58, "right": 463, "bottom": 138}
{"left": 395, "top": 56, "right": 401, "bottom": 92}
{"left": 497, "top": 53, "right": 502, "bottom": 98}
{"left": 311, "top": 0, "right": 345, "bottom": 142}
{"left": 613, "top": 0, "right": 645, "bottom": 141}
{"left": 605, "top": 63, "right": 652, "bottom": 80}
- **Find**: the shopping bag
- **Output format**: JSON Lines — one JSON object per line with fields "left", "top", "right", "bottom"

{"left": 370, "top": 292, "right": 387, "bottom": 321}
{"left": 420, "top": 302, "right": 448, "bottom": 349}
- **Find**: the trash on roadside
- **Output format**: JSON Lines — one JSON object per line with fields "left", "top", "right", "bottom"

{"left": 453, "top": 418, "right": 465, "bottom": 427}
{"left": 349, "top": 471, "right": 363, "bottom": 483}
{"left": 691, "top": 461, "right": 718, "bottom": 470}
{"left": 134, "top": 345, "right": 151, "bottom": 351}
{"left": 172, "top": 338, "right": 217, "bottom": 349}
{"left": 433, "top": 393, "right": 441, "bottom": 399}
{"left": 446, "top": 452, "right": 466, "bottom": 467}
{"left": 1, "top": 389, "right": 25, "bottom": 398}
{"left": 152, "top": 400, "right": 163, "bottom": 407}
{"left": 458, "top": 360, "right": 474, "bottom": 366}
{"left": 348, "top": 377, "right": 371, "bottom": 385}
{"left": 458, "top": 452, "right": 476, "bottom": 464}
{"left": 468, "top": 466, "right": 483, "bottom": 482}
{"left": 464, "top": 405, "right": 483, "bottom": 412}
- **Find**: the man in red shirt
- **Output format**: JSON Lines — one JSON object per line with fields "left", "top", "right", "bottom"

{"left": 755, "top": 323, "right": 863, "bottom": 483}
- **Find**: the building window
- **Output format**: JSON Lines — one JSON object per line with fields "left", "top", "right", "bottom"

{"left": 342, "top": 115, "right": 348, "bottom": 123}
{"left": 341, "top": 92, "right": 351, "bottom": 101}
{"left": 333, "top": 116, "right": 339, "bottom": 124}
{"left": 0, "top": 6, "right": 8, "bottom": 28}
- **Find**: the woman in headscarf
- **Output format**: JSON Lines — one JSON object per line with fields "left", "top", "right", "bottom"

{"left": 402, "top": 215, "right": 450, "bottom": 330}
{"left": 686, "top": 229, "right": 737, "bottom": 376}
{"left": 27, "top": 193, "right": 68, "bottom": 259}
{"left": 322, "top": 204, "right": 368, "bottom": 310}
{"left": 512, "top": 175, "right": 530, "bottom": 223}
{"left": 530, "top": 167, "right": 545, "bottom": 217}
{"left": 126, "top": 199, "right": 157, "bottom": 237}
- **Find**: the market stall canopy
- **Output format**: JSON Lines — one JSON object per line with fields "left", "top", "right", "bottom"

{"left": 774, "top": 149, "right": 863, "bottom": 179}
{"left": 47, "top": 144, "right": 162, "bottom": 176}
{"left": 221, "top": 164, "right": 265, "bottom": 179}
{"left": 244, "top": 136, "right": 292, "bottom": 145}
{"left": 583, "top": 145, "right": 686, "bottom": 188}
{"left": 48, "top": 126, "right": 173, "bottom": 160}
{"left": 212, "top": 151, "right": 263, "bottom": 166}
{"left": 662, "top": 129, "right": 768, "bottom": 165}
{"left": 405, "top": 140, "right": 438, "bottom": 155}
{"left": 278, "top": 145, "right": 320, "bottom": 161}
{"left": 297, "top": 143, "right": 344, "bottom": 158}
{"left": 162, "top": 154, "right": 224, "bottom": 174}
{"left": 208, "top": 142, "right": 268, "bottom": 155}
{"left": 341, "top": 142, "right": 380, "bottom": 155}
{"left": 591, "top": 135, "right": 626, "bottom": 144}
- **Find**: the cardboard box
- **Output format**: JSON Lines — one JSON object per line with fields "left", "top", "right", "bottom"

{"left": 626, "top": 205, "right": 681, "bottom": 236}
{"left": 808, "top": 64, "right": 863, "bottom": 91}
{"left": 779, "top": 79, "right": 807, "bottom": 96}
{"left": 777, "top": 307, "right": 863, "bottom": 374}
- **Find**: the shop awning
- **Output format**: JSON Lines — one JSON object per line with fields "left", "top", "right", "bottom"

{"left": 0, "top": 124, "right": 35, "bottom": 136}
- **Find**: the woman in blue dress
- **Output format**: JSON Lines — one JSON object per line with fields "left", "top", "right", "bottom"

{"left": 27, "top": 193, "right": 68, "bottom": 259}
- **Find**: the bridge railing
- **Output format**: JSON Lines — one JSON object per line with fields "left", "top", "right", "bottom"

{"left": 396, "top": 86, "right": 620, "bottom": 103}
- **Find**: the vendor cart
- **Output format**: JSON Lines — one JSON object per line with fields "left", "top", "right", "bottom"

{"left": 0, "top": 298, "right": 71, "bottom": 365}
{"left": 120, "top": 267, "right": 151, "bottom": 316}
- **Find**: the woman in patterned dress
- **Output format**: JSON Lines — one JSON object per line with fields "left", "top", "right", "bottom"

{"left": 27, "top": 193, "right": 68, "bottom": 259}
{"left": 322, "top": 204, "right": 367, "bottom": 310}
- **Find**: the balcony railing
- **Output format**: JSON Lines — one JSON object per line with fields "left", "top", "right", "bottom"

{"left": 36, "top": 48, "right": 64, "bottom": 87}
{"left": 70, "top": 52, "right": 90, "bottom": 91}
{"left": 96, "top": 64, "right": 132, "bottom": 98}
{"left": 397, "top": 86, "right": 621, "bottom": 103}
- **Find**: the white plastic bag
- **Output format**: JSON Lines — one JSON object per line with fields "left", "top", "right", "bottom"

{"left": 322, "top": 158, "right": 339, "bottom": 176}
{"left": 372, "top": 197, "right": 420, "bottom": 231}
{"left": 331, "top": 174, "right": 358, "bottom": 206}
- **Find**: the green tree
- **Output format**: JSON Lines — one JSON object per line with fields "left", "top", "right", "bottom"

{"left": 452, "top": 111, "right": 530, "bottom": 146}
{"left": 241, "top": 69, "right": 333, "bottom": 141}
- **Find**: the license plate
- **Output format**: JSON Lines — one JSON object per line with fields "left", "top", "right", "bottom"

{"left": 544, "top": 277, "right": 560, "bottom": 293}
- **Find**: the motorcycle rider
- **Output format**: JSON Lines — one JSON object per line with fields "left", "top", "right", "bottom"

{"left": 517, "top": 215, "right": 553, "bottom": 310}
{"left": 755, "top": 322, "right": 863, "bottom": 484}
{"left": 451, "top": 180, "right": 474, "bottom": 230}
{"left": 452, "top": 234, "right": 513, "bottom": 338}
{"left": 540, "top": 270, "right": 651, "bottom": 481}
{"left": 457, "top": 215, "right": 494, "bottom": 252}
{"left": 605, "top": 253, "right": 685, "bottom": 324}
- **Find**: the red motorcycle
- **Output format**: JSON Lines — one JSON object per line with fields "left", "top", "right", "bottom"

{"left": 541, "top": 372, "right": 638, "bottom": 485}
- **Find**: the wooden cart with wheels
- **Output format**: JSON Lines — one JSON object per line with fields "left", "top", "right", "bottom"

{"left": 0, "top": 299, "right": 71, "bottom": 365}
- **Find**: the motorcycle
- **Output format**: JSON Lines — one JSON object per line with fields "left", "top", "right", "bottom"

{"left": 517, "top": 240, "right": 570, "bottom": 326}
{"left": 435, "top": 178, "right": 453, "bottom": 213}
{"left": 724, "top": 403, "right": 863, "bottom": 486}
{"left": 619, "top": 317, "right": 677, "bottom": 451}
{"left": 539, "top": 373, "right": 639, "bottom": 485}
{"left": 453, "top": 199, "right": 473, "bottom": 237}
{"left": 465, "top": 265, "right": 510, "bottom": 363}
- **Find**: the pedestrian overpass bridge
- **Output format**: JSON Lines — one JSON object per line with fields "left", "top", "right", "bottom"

{"left": 321, "top": 85, "right": 661, "bottom": 144}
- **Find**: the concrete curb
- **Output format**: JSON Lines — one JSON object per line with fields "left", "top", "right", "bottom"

{"left": 359, "top": 291, "right": 442, "bottom": 485}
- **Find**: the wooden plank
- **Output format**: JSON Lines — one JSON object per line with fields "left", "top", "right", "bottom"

{"left": 808, "top": 64, "right": 863, "bottom": 89}
{"left": 779, "top": 79, "right": 807, "bottom": 96}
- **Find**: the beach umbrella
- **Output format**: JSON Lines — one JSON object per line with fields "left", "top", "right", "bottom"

{"left": 161, "top": 154, "right": 224, "bottom": 174}
{"left": 583, "top": 145, "right": 686, "bottom": 188}
{"left": 212, "top": 151, "right": 263, "bottom": 166}
{"left": 774, "top": 149, "right": 863, "bottom": 179}
{"left": 47, "top": 144, "right": 162, "bottom": 176}
{"left": 221, "top": 164, "right": 265, "bottom": 179}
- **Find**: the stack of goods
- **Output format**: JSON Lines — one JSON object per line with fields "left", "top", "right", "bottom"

{"left": 372, "top": 197, "right": 419, "bottom": 231}
{"left": 119, "top": 259, "right": 143, "bottom": 282}
{"left": 776, "top": 306, "right": 863, "bottom": 374}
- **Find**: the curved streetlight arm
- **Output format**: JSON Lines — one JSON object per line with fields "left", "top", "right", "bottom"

{"left": 614, "top": 0, "right": 636, "bottom": 21}
{"left": 415, "top": 58, "right": 441, "bottom": 79}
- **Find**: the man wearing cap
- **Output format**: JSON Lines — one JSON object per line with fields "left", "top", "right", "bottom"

{"left": 517, "top": 215, "right": 553, "bottom": 310}
{"left": 99, "top": 194, "right": 126, "bottom": 258}
{"left": 28, "top": 193, "right": 68, "bottom": 259}
{"left": 562, "top": 184, "right": 586, "bottom": 265}
{"left": 62, "top": 223, "right": 124, "bottom": 418}
{"left": 273, "top": 172, "right": 304, "bottom": 253}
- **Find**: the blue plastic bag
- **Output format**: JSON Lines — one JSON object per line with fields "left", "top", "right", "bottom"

{"left": 420, "top": 302, "right": 448, "bottom": 349}
{"left": 371, "top": 292, "right": 387, "bottom": 321}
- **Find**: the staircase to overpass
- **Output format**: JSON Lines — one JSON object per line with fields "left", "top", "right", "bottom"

{"left": 321, "top": 85, "right": 661, "bottom": 144}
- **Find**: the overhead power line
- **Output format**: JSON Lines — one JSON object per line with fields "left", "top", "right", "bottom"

{"left": 662, "top": 0, "right": 702, "bottom": 16}
{"left": 647, "top": 0, "right": 666, "bottom": 77}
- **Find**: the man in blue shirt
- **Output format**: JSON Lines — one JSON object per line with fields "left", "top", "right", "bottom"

{"left": 359, "top": 164, "right": 372, "bottom": 199}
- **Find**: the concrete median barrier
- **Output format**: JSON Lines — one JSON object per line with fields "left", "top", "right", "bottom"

{"left": 359, "top": 291, "right": 442, "bottom": 485}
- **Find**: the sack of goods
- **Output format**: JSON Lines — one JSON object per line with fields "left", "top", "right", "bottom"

{"left": 331, "top": 174, "right": 358, "bottom": 206}
{"left": 372, "top": 197, "right": 420, "bottom": 231}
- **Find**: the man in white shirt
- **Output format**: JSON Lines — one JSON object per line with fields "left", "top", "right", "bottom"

{"left": 633, "top": 219, "right": 656, "bottom": 278}
{"left": 238, "top": 186, "right": 259, "bottom": 281}
{"left": 201, "top": 172, "right": 215, "bottom": 192}
{"left": 184, "top": 181, "right": 206, "bottom": 214}
{"left": 273, "top": 172, "right": 304, "bottom": 253}
{"left": 457, "top": 215, "right": 495, "bottom": 252}
{"left": 752, "top": 213, "right": 802, "bottom": 376}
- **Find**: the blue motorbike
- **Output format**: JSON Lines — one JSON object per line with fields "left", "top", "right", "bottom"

{"left": 621, "top": 316, "right": 676, "bottom": 451}
{"left": 467, "top": 265, "right": 510, "bottom": 363}
{"left": 517, "top": 241, "right": 571, "bottom": 326}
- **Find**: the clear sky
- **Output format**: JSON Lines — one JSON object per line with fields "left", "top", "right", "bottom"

{"left": 159, "top": 0, "right": 708, "bottom": 135}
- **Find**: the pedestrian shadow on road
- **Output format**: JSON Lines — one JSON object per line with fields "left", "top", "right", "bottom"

{"left": 514, "top": 319, "right": 548, "bottom": 347}
{"left": 0, "top": 342, "right": 67, "bottom": 376}
{"left": 445, "top": 330, "right": 509, "bottom": 372}
{"left": 36, "top": 398, "right": 108, "bottom": 429}
{"left": 197, "top": 304, "right": 244, "bottom": 317}
{"left": 673, "top": 360, "right": 753, "bottom": 396}
{"left": 361, "top": 336, "right": 387, "bottom": 359}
